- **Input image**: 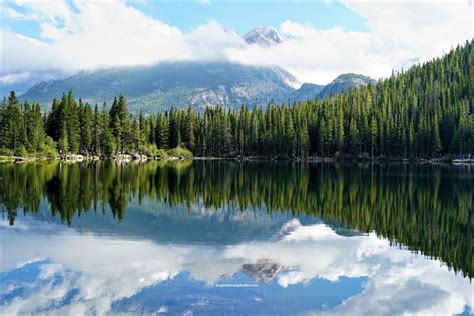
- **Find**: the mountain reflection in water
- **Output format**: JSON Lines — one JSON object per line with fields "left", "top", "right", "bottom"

{"left": 0, "top": 161, "right": 472, "bottom": 315}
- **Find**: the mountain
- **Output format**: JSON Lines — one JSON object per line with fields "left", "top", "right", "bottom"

{"left": 21, "top": 62, "right": 300, "bottom": 113}
{"left": 17, "top": 25, "right": 376, "bottom": 113}
{"left": 289, "top": 74, "right": 375, "bottom": 101}
{"left": 290, "top": 83, "right": 325, "bottom": 101}
{"left": 318, "top": 73, "right": 376, "bottom": 99}
{"left": 20, "top": 63, "right": 374, "bottom": 113}
{"left": 243, "top": 27, "right": 284, "bottom": 47}
{"left": 0, "top": 72, "right": 62, "bottom": 99}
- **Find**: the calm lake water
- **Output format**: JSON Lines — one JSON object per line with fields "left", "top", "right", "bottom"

{"left": 0, "top": 161, "right": 472, "bottom": 315}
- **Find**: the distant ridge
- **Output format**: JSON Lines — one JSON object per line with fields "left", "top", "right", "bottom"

{"left": 318, "top": 73, "right": 376, "bottom": 99}
{"left": 20, "top": 64, "right": 374, "bottom": 113}
{"left": 20, "top": 62, "right": 300, "bottom": 113}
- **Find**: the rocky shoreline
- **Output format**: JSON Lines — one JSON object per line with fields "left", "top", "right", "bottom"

{"left": 1, "top": 153, "right": 187, "bottom": 163}
{"left": 2, "top": 154, "right": 473, "bottom": 165}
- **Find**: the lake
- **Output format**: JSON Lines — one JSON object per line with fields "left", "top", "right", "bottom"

{"left": 0, "top": 161, "right": 472, "bottom": 315}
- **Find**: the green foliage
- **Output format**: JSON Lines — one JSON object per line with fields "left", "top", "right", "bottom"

{"left": 39, "top": 136, "right": 59, "bottom": 158}
{"left": 167, "top": 146, "right": 193, "bottom": 159}
{"left": 0, "top": 91, "right": 26, "bottom": 152}
{"left": 99, "top": 104, "right": 116, "bottom": 157}
{"left": 141, "top": 143, "right": 160, "bottom": 157}
{"left": 109, "top": 93, "right": 131, "bottom": 153}
{"left": 156, "top": 149, "right": 169, "bottom": 159}
{"left": 15, "top": 145, "right": 28, "bottom": 157}
{"left": 0, "top": 148, "right": 14, "bottom": 156}
{"left": 79, "top": 101, "right": 93, "bottom": 154}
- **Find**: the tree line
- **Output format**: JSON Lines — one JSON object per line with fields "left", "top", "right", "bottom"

{"left": 0, "top": 40, "right": 472, "bottom": 159}
{"left": 1, "top": 161, "right": 472, "bottom": 278}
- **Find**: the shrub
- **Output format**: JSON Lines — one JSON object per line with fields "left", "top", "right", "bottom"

{"left": 39, "top": 137, "right": 59, "bottom": 158}
{"left": 141, "top": 143, "right": 160, "bottom": 157}
{"left": 156, "top": 149, "right": 169, "bottom": 159}
{"left": 166, "top": 146, "right": 193, "bottom": 159}
{"left": 0, "top": 148, "right": 13, "bottom": 156}
{"left": 15, "top": 145, "right": 28, "bottom": 157}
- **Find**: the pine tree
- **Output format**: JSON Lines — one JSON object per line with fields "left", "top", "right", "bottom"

{"left": 155, "top": 113, "right": 169, "bottom": 149}
{"left": 80, "top": 102, "right": 93, "bottom": 154}
{"left": 66, "top": 92, "right": 80, "bottom": 153}
{"left": 1, "top": 92, "right": 26, "bottom": 153}
{"left": 101, "top": 103, "right": 115, "bottom": 157}
{"left": 117, "top": 94, "right": 131, "bottom": 152}
{"left": 46, "top": 98, "right": 62, "bottom": 141}
{"left": 169, "top": 108, "right": 181, "bottom": 148}
{"left": 92, "top": 104, "right": 101, "bottom": 155}
{"left": 370, "top": 115, "right": 378, "bottom": 159}
{"left": 26, "top": 102, "right": 45, "bottom": 152}
{"left": 185, "top": 104, "right": 195, "bottom": 151}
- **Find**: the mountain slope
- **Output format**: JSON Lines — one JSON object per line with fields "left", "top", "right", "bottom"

{"left": 318, "top": 73, "right": 376, "bottom": 99}
{"left": 21, "top": 62, "right": 299, "bottom": 113}
{"left": 291, "top": 83, "right": 325, "bottom": 101}
{"left": 21, "top": 63, "right": 374, "bottom": 113}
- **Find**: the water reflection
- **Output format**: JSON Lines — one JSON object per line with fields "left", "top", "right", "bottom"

{"left": 0, "top": 161, "right": 473, "bottom": 315}
{"left": 1, "top": 161, "right": 472, "bottom": 277}
{"left": 1, "top": 215, "right": 471, "bottom": 315}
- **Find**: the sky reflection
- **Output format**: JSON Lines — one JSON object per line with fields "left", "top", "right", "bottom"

{"left": 1, "top": 213, "right": 471, "bottom": 315}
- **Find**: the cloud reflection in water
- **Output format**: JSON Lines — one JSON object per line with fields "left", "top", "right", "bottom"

{"left": 0, "top": 216, "right": 471, "bottom": 315}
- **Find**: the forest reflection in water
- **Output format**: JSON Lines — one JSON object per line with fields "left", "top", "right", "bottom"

{"left": 0, "top": 160, "right": 472, "bottom": 279}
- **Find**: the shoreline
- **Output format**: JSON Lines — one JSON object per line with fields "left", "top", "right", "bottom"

{"left": 1, "top": 155, "right": 473, "bottom": 165}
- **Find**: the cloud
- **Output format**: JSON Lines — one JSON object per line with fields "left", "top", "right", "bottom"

{"left": 0, "top": 0, "right": 472, "bottom": 86}
{"left": 342, "top": 1, "right": 473, "bottom": 64}
{"left": 228, "top": 23, "right": 378, "bottom": 83}
{"left": 1, "top": 217, "right": 472, "bottom": 315}
{"left": 0, "top": 72, "right": 33, "bottom": 84}
{"left": 184, "top": 21, "right": 246, "bottom": 61}
{"left": 3, "top": 6, "right": 28, "bottom": 20}
{"left": 229, "top": 0, "right": 472, "bottom": 83}
{"left": 1, "top": 1, "right": 187, "bottom": 74}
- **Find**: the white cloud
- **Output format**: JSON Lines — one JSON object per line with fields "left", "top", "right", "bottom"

{"left": 0, "top": 0, "right": 472, "bottom": 85}
{"left": 0, "top": 72, "right": 32, "bottom": 84}
{"left": 1, "top": 217, "right": 472, "bottom": 315}
{"left": 342, "top": 1, "right": 473, "bottom": 65}
{"left": 184, "top": 21, "right": 246, "bottom": 61}
{"left": 229, "top": 0, "right": 472, "bottom": 83}
{"left": 1, "top": 1, "right": 187, "bottom": 74}
{"left": 3, "top": 6, "right": 28, "bottom": 20}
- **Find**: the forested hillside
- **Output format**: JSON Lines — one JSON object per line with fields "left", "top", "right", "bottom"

{"left": 1, "top": 40, "right": 472, "bottom": 159}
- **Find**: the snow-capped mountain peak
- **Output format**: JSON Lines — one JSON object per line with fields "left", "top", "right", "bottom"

{"left": 243, "top": 26, "right": 284, "bottom": 47}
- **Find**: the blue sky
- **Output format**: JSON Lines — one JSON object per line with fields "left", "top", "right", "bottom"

{"left": 3, "top": 1, "right": 368, "bottom": 40}
{"left": 126, "top": 1, "right": 368, "bottom": 34}
{"left": 1, "top": 0, "right": 472, "bottom": 85}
